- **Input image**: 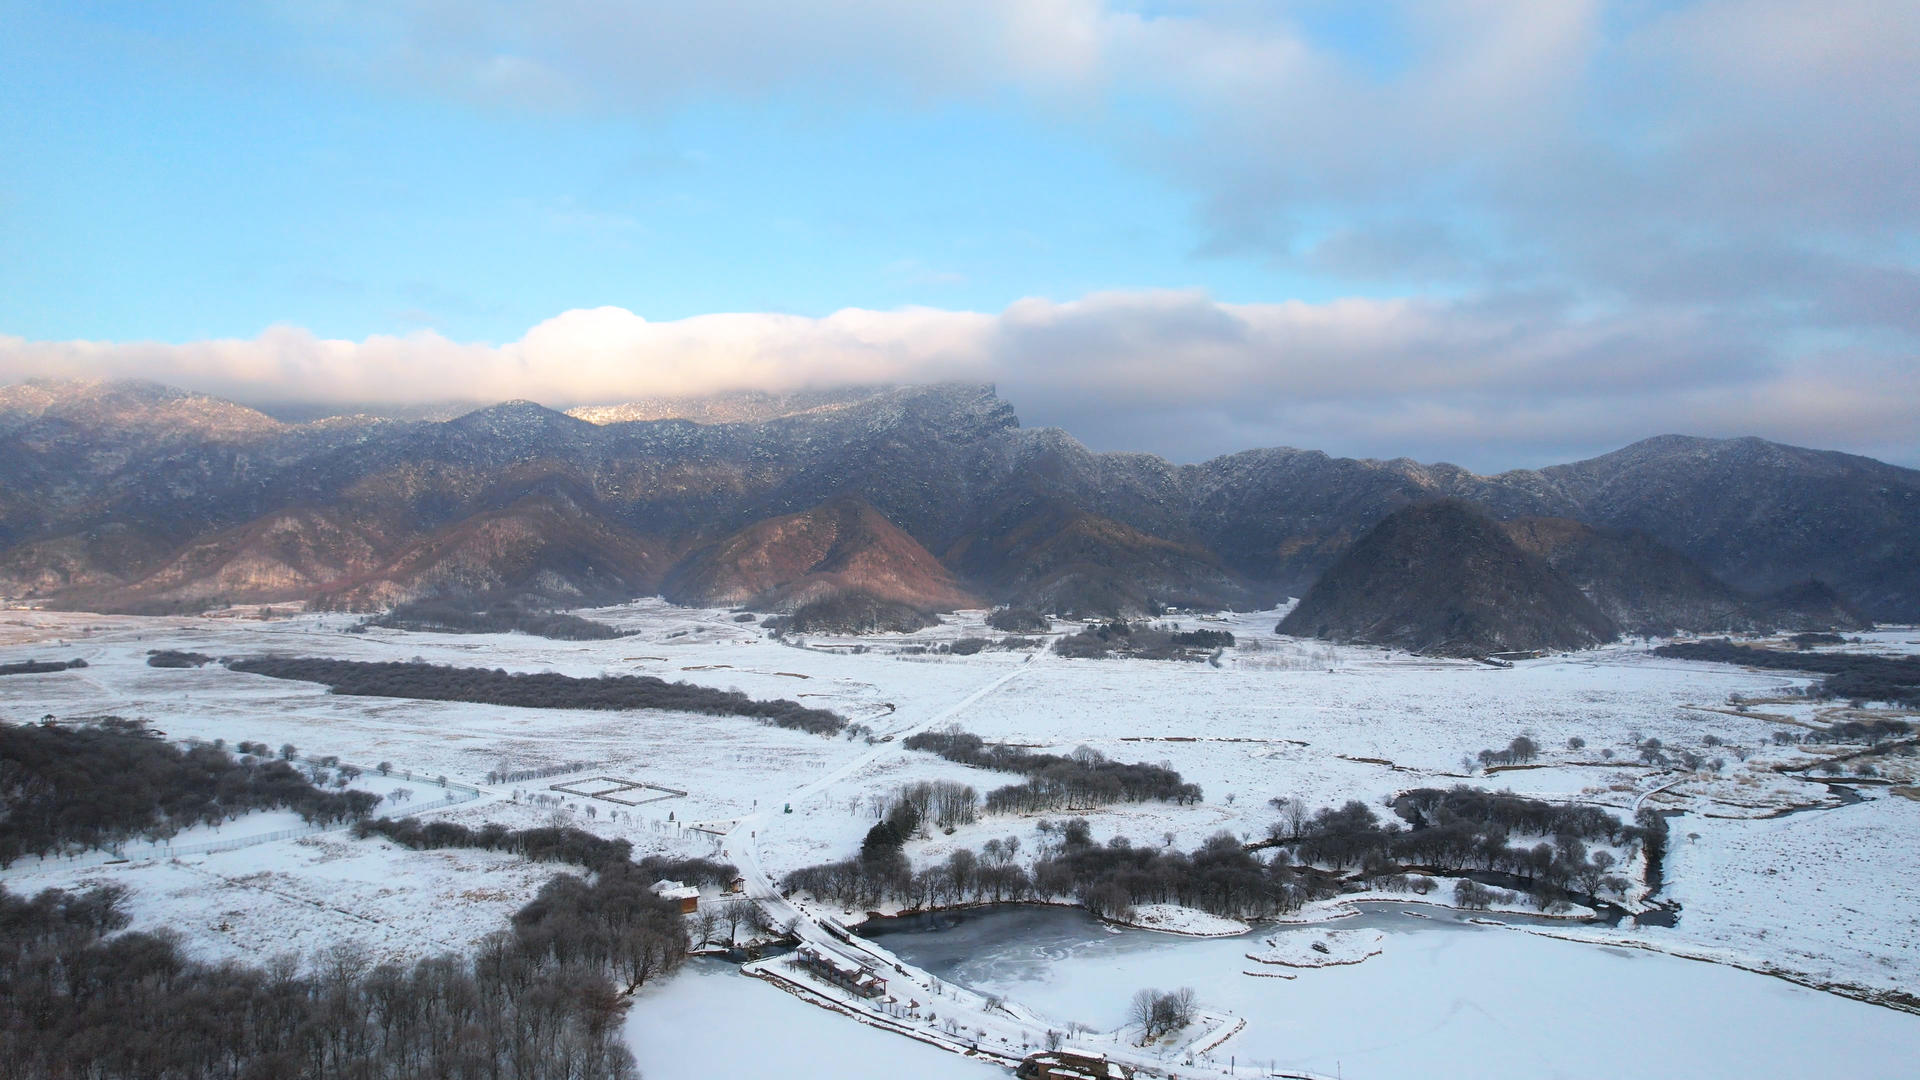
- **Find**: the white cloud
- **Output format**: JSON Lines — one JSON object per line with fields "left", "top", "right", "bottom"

{"left": 4, "top": 290, "right": 1913, "bottom": 470}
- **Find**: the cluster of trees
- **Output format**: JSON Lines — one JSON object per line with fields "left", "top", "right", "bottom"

{"left": 0, "top": 658, "right": 87, "bottom": 675}
{"left": 986, "top": 607, "right": 1051, "bottom": 633}
{"left": 896, "top": 636, "right": 1038, "bottom": 657}
{"left": 789, "top": 830, "right": 1040, "bottom": 913}
{"left": 0, "top": 719, "right": 380, "bottom": 867}
{"left": 1267, "top": 788, "right": 1652, "bottom": 907}
{"left": 870, "top": 779, "right": 982, "bottom": 835}
{"left": 365, "top": 598, "right": 628, "bottom": 641}
{"left": 355, "top": 819, "right": 634, "bottom": 873}
{"left": 0, "top": 876, "right": 655, "bottom": 1079}
{"left": 1800, "top": 717, "right": 1911, "bottom": 745}
{"left": 790, "top": 820, "right": 1317, "bottom": 921}
{"left": 798, "top": 787, "right": 1665, "bottom": 927}
{"left": 793, "top": 790, "right": 1663, "bottom": 923}
{"left": 353, "top": 817, "right": 735, "bottom": 888}
{"left": 1128, "top": 987, "right": 1198, "bottom": 1041}
{"left": 1467, "top": 735, "right": 1541, "bottom": 770}
{"left": 1393, "top": 786, "right": 1628, "bottom": 843}
{"left": 1052, "top": 621, "right": 1233, "bottom": 661}
{"left": 508, "top": 866, "right": 694, "bottom": 994}
{"left": 486, "top": 762, "right": 597, "bottom": 785}
{"left": 1453, "top": 879, "right": 1520, "bottom": 910}
{"left": 146, "top": 649, "right": 213, "bottom": 668}
{"left": 227, "top": 657, "right": 849, "bottom": 736}
{"left": 1656, "top": 640, "right": 1920, "bottom": 706}
{"left": 904, "top": 727, "right": 1201, "bottom": 816}
{"left": 765, "top": 592, "right": 935, "bottom": 635}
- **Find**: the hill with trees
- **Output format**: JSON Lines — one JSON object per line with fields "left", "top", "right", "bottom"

{"left": 1279, "top": 501, "right": 1619, "bottom": 656}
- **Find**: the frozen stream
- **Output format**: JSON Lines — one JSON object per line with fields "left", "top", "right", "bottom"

{"left": 861, "top": 904, "right": 1920, "bottom": 1080}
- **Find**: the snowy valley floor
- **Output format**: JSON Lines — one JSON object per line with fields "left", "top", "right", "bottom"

{"left": 3, "top": 603, "right": 1919, "bottom": 1078}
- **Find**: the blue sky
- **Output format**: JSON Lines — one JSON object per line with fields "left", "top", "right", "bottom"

{"left": 2, "top": 1, "right": 1915, "bottom": 469}
{"left": 3, "top": 2, "right": 1294, "bottom": 342}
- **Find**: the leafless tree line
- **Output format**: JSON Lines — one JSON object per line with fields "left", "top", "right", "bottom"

{"left": 0, "top": 880, "right": 649, "bottom": 1080}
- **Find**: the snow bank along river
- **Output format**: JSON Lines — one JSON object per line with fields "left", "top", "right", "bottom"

{"left": 853, "top": 903, "right": 1920, "bottom": 1080}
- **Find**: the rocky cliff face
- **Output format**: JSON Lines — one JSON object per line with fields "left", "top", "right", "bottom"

{"left": 2, "top": 378, "right": 1914, "bottom": 625}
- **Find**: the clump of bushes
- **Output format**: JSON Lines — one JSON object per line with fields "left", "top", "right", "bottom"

{"left": 145, "top": 649, "right": 212, "bottom": 668}
{"left": 986, "top": 607, "right": 1051, "bottom": 633}
{"left": 0, "top": 659, "right": 87, "bottom": 676}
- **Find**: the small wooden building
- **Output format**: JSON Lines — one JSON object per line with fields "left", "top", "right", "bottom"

{"left": 793, "top": 943, "right": 888, "bottom": 999}
{"left": 650, "top": 879, "right": 701, "bottom": 914}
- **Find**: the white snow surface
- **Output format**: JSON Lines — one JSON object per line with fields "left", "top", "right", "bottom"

{"left": 1120, "top": 903, "right": 1249, "bottom": 937}
{"left": 4, "top": 605, "right": 1919, "bottom": 1077}
{"left": 1245, "top": 927, "right": 1385, "bottom": 968}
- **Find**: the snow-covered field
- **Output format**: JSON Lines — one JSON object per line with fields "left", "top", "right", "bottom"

{"left": 3, "top": 604, "right": 1918, "bottom": 1077}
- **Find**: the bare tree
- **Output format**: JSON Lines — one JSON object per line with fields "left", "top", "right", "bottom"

{"left": 1129, "top": 988, "right": 1162, "bottom": 1040}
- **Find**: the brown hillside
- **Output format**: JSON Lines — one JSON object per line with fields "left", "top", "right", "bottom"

{"left": 312, "top": 493, "right": 665, "bottom": 612}
{"left": 663, "top": 497, "right": 977, "bottom": 613}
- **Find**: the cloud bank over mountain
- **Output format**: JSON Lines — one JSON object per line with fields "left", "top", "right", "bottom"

{"left": 6, "top": 288, "right": 1914, "bottom": 470}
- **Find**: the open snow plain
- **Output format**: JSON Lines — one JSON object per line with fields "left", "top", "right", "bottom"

{"left": 4, "top": 603, "right": 1919, "bottom": 1078}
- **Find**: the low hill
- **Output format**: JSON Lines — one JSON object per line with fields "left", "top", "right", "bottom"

{"left": 1279, "top": 502, "right": 1618, "bottom": 657}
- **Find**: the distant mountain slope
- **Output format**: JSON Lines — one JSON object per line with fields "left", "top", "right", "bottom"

{"left": 64, "top": 508, "right": 386, "bottom": 614}
{"left": 662, "top": 496, "right": 977, "bottom": 613}
{"left": 311, "top": 492, "right": 667, "bottom": 612}
{"left": 1500, "top": 517, "right": 1871, "bottom": 636}
{"left": 1, "top": 378, "right": 1915, "bottom": 623}
{"left": 1279, "top": 502, "right": 1619, "bottom": 656}
{"left": 1499, "top": 517, "right": 1755, "bottom": 636}
{"left": 1536, "top": 435, "right": 1920, "bottom": 622}
{"left": 944, "top": 494, "right": 1251, "bottom": 616}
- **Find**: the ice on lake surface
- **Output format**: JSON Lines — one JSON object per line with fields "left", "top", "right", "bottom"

{"left": 625, "top": 960, "right": 1002, "bottom": 1080}
{"left": 867, "top": 904, "right": 1920, "bottom": 1080}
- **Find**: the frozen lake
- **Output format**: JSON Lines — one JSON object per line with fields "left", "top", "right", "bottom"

{"left": 624, "top": 959, "right": 1003, "bottom": 1080}
{"left": 866, "top": 904, "right": 1920, "bottom": 1080}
